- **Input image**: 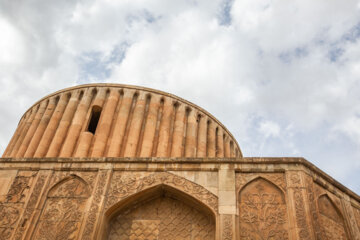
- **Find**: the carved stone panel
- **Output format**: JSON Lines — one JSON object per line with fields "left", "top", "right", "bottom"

{"left": 354, "top": 206, "right": 360, "bottom": 231}
{"left": 108, "top": 195, "right": 215, "bottom": 240}
{"left": 238, "top": 177, "right": 289, "bottom": 240}
{"left": 318, "top": 195, "right": 348, "bottom": 240}
{"left": 32, "top": 175, "right": 90, "bottom": 240}
{"left": 106, "top": 172, "right": 218, "bottom": 213}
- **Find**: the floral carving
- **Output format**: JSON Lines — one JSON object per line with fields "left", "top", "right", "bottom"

{"left": 0, "top": 204, "right": 20, "bottom": 227}
{"left": 0, "top": 227, "right": 13, "bottom": 240}
{"left": 13, "top": 172, "right": 48, "bottom": 240}
{"left": 236, "top": 173, "right": 286, "bottom": 192}
{"left": 239, "top": 178, "right": 288, "bottom": 240}
{"left": 81, "top": 170, "right": 109, "bottom": 240}
{"left": 33, "top": 175, "right": 90, "bottom": 240}
{"left": 293, "top": 188, "right": 311, "bottom": 239}
{"left": 106, "top": 172, "right": 218, "bottom": 213}
{"left": 222, "top": 215, "right": 233, "bottom": 240}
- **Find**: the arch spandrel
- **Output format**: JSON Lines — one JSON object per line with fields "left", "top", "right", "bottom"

{"left": 105, "top": 172, "right": 218, "bottom": 216}
{"left": 238, "top": 177, "right": 289, "bottom": 240}
{"left": 48, "top": 175, "right": 91, "bottom": 198}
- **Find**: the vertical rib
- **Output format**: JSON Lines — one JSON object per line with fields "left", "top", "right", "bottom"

{"left": 91, "top": 89, "right": 119, "bottom": 157}
{"left": 151, "top": 97, "right": 164, "bottom": 157}
{"left": 185, "top": 109, "right": 197, "bottom": 157}
{"left": 2, "top": 114, "right": 27, "bottom": 157}
{"left": 16, "top": 100, "right": 48, "bottom": 158}
{"left": 156, "top": 98, "right": 174, "bottom": 157}
{"left": 224, "top": 135, "right": 231, "bottom": 157}
{"left": 197, "top": 115, "right": 207, "bottom": 157}
{"left": 230, "top": 141, "right": 235, "bottom": 157}
{"left": 73, "top": 132, "right": 93, "bottom": 157}
{"left": 171, "top": 104, "right": 186, "bottom": 157}
{"left": 207, "top": 121, "right": 216, "bottom": 157}
{"left": 9, "top": 107, "right": 38, "bottom": 157}
{"left": 216, "top": 127, "right": 224, "bottom": 157}
{"left": 46, "top": 91, "right": 81, "bottom": 157}
{"left": 124, "top": 92, "right": 147, "bottom": 157}
{"left": 35, "top": 94, "right": 69, "bottom": 157}
{"left": 107, "top": 90, "right": 135, "bottom": 157}
{"left": 24, "top": 97, "right": 57, "bottom": 157}
{"left": 59, "top": 88, "right": 93, "bottom": 157}
{"left": 139, "top": 95, "right": 160, "bottom": 157}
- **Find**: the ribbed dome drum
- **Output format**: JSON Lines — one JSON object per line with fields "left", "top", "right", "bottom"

{"left": 2, "top": 84, "right": 242, "bottom": 158}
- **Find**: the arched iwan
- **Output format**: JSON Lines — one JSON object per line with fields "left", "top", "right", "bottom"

{"left": 32, "top": 174, "right": 90, "bottom": 239}
{"left": 101, "top": 172, "right": 218, "bottom": 240}
{"left": 317, "top": 194, "right": 349, "bottom": 239}
{"left": 238, "top": 177, "right": 289, "bottom": 240}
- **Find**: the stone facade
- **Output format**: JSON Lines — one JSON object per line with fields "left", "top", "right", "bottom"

{"left": 0, "top": 84, "right": 359, "bottom": 239}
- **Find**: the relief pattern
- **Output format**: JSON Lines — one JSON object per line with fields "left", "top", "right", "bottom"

{"left": 236, "top": 173, "right": 286, "bottom": 192}
{"left": 106, "top": 172, "right": 218, "bottom": 213}
{"left": 288, "top": 172, "right": 311, "bottom": 239}
{"left": 32, "top": 175, "right": 91, "bottom": 240}
{"left": 305, "top": 176, "right": 322, "bottom": 240}
{"left": 222, "top": 215, "right": 233, "bottom": 240}
{"left": 108, "top": 195, "right": 215, "bottom": 240}
{"left": 354, "top": 207, "right": 360, "bottom": 232}
{"left": 81, "top": 170, "right": 109, "bottom": 240}
{"left": 238, "top": 177, "right": 288, "bottom": 240}
{"left": 0, "top": 171, "right": 37, "bottom": 240}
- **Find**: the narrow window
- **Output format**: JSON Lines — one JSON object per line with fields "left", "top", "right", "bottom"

{"left": 87, "top": 106, "right": 102, "bottom": 134}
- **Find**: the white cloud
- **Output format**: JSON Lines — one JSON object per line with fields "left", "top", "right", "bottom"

{"left": 0, "top": 0, "right": 359, "bottom": 194}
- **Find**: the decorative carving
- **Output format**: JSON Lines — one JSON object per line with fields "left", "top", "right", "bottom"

{"left": 33, "top": 175, "right": 90, "bottom": 240}
{"left": 236, "top": 173, "right": 286, "bottom": 192}
{"left": 108, "top": 195, "right": 215, "bottom": 240}
{"left": 0, "top": 227, "right": 13, "bottom": 240}
{"left": 7, "top": 176, "right": 30, "bottom": 203}
{"left": 81, "top": 170, "right": 109, "bottom": 240}
{"left": 13, "top": 172, "right": 48, "bottom": 240}
{"left": 293, "top": 187, "right": 311, "bottom": 239}
{"left": 106, "top": 172, "right": 218, "bottom": 213}
{"left": 239, "top": 178, "right": 288, "bottom": 240}
{"left": 354, "top": 207, "right": 360, "bottom": 231}
{"left": 0, "top": 204, "right": 20, "bottom": 227}
{"left": 34, "top": 198, "right": 86, "bottom": 240}
{"left": 305, "top": 176, "right": 322, "bottom": 240}
{"left": 48, "top": 176, "right": 90, "bottom": 198}
{"left": 318, "top": 195, "right": 348, "bottom": 239}
{"left": 222, "top": 215, "right": 233, "bottom": 240}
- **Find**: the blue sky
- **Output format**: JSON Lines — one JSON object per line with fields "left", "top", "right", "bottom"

{"left": 0, "top": 0, "right": 359, "bottom": 194}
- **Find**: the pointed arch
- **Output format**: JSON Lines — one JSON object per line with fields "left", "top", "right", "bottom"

{"left": 100, "top": 172, "right": 218, "bottom": 240}
{"left": 317, "top": 194, "right": 349, "bottom": 239}
{"left": 47, "top": 174, "right": 90, "bottom": 198}
{"left": 31, "top": 174, "right": 90, "bottom": 239}
{"left": 238, "top": 176, "right": 289, "bottom": 239}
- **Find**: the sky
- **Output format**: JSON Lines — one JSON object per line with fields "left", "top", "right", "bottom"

{"left": 0, "top": 0, "right": 359, "bottom": 194}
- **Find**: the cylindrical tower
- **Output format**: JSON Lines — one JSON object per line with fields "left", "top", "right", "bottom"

{"left": 2, "top": 83, "right": 242, "bottom": 159}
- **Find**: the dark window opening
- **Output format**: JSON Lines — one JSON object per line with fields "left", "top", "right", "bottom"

{"left": 87, "top": 106, "right": 102, "bottom": 134}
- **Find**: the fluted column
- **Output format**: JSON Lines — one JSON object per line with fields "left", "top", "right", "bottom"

{"left": 24, "top": 97, "right": 57, "bottom": 157}
{"left": 91, "top": 89, "right": 119, "bottom": 157}
{"left": 9, "top": 107, "right": 37, "bottom": 157}
{"left": 171, "top": 104, "right": 186, "bottom": 157}
{"left": 2, "top": 114, "right": 27, "bottom": 157}
{"left": 107, "top": 90, "right": 135, "bottom": 157}
{"left": 156, "top": 98, "right": 173, "bottom": 157}
{"left": 73, "top": 132, "right": 93, "bottom": 157}
{"left": 216, "top": 127, "right": 224, "bottom": 157}
{"left": 124, "top": 92, "right": 147, "bottom": 157}
{"left": 185, "top": 109, "right": 197, "bottom": 157}
{"left": 16, "top": 100, "right": 48, "bottom": 158}
{"left": 140, "top": 95, "right": 160, "bottom": 157}
{"left": 75, "top": 88, "right": 107, "bottom": 157}
{"left": 59, "top": 88, "right": 93, "bottom": 157}
{"left": 224, "top": 135, "right": 231, "bottom": 157}
{"left": 207, "top": 121, "right": 216, "bottom": 157}
{"left": 197, "top": 115, "right": 207, "bottom": 157}
{"left": 34, "top": 94, "right": 69, "bottom": 157}
{"left": 46, "top": 91, "right": 80, "bottom": 157}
